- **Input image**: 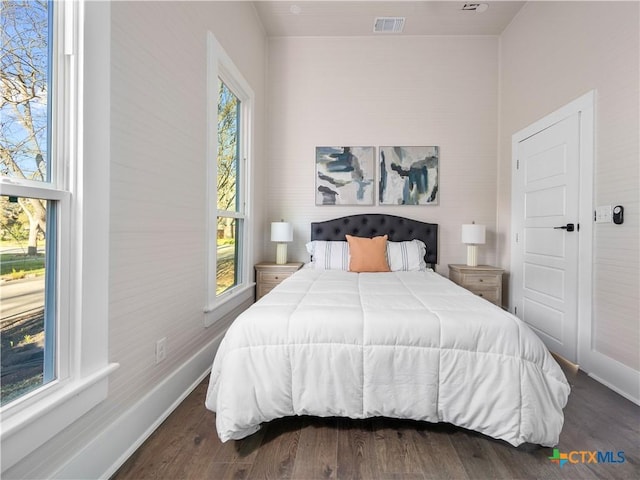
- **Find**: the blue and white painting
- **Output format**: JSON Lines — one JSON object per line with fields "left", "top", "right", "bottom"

{"left": 316, "top": 146, "right": 375, "bottom": 205}
{"left": 379, "top": 146, "right": 439, "bottom": 205}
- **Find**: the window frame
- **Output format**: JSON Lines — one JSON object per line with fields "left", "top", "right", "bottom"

{"left": 205, "top": 33, "right": 254, "bottom": 326}
{"left": 0, "top": 1, "right": 117, "bottom": 472}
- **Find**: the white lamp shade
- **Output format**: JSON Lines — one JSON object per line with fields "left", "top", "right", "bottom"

{"left": 461, "top": 224, "right": 486, "bottom": 245}
{"left": 271, "top": 222, "right": 293, "bottom": 242}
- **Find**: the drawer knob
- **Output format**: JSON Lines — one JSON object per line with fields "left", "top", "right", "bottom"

{"left": 479, "top": 279, "right": 483, "bottom": 282}
{"left": 479, "top": 293, "right": 484, "bottom": 297}
{"left": 275, "top": 276, "right": 279, "bottom": 280}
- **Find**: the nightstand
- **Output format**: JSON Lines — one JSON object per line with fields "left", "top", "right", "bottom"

{"left": 254, "top": 262, "right": 304, "bottom": 300}
{"left": 448, "top": 264, "right": 504, "bottom": 307}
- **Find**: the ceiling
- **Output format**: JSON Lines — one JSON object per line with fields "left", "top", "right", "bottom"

{"left": 253, "top": 1, "right": 526, "bottom": 37}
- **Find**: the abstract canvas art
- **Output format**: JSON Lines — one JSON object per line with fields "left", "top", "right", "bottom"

{"left": 316, "top": 146, "right": 375, "bottom": 205}
{"left": 379, "top": 146, "right": 439, "bottom": 205}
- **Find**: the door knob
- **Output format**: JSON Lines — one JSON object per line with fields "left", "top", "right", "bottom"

{"left": 554, "top": 223, "right": 575, "bottom": 232}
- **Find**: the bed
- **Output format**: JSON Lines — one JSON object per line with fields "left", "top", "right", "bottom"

{"left": 205, "top": 214, "right": 570, "bottom": 447}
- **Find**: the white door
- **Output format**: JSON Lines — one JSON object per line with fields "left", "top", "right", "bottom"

{"left": 511, "top": 113, "right": 580, "bottom": 361}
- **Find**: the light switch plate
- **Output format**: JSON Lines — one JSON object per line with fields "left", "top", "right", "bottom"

{"left": 595, "top": 205, "right": 612, "bottom": 223}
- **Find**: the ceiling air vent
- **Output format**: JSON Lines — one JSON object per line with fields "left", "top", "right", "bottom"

{"left": 373, "top": 17, "right": 405, "bottom": 33}
{"left": 461, "top": 3, "right": 489, "bottom": 13}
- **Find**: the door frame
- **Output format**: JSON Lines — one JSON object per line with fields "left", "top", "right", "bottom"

{"left": 510, "top": 90, "right": 594, "bottom": 366}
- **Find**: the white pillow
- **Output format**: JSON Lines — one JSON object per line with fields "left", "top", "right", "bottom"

{"left": 387, "top": 239, "right": 428, "bottom": 271}
{"left": 305, "top": 240, "right": 349, "bottom": 270}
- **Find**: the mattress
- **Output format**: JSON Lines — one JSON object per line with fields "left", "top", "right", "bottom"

{"left": 205, "top": 268, "right": 570, "bottom": 446}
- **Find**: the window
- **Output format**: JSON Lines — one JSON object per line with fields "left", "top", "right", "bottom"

{"left": 205, "top": 33, "right": 253, "bottom": 323}
{"left": 1, "top": 0, "right": 64, "bottom": 407}
{"left": 216, "top": 80, "right": 242, "bottom": 295}
{"left": 1, "top": 1, "right": 115, "bottom": 471}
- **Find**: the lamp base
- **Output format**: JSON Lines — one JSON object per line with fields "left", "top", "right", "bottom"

{"left": 466, "top": 245, "right": 478, "bottom": 267}
{"left": 275, "top": 243, "right": 288, "bottom": 265}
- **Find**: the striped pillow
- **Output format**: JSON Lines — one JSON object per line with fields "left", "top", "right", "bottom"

{"left": 387, "top": 240, "right": 427, "bottom": 271}
{"left": 305, "top": 240, "right": 349, "bottom": 270}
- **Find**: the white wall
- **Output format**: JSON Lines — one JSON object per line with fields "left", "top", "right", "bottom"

{"left": 3, "top": 2, "right": 267, "bottom": 478}
{"left": 108, "top": 0, "right": 266, "bottom": 398}
{"left": 265, "top": 36, "right": 500, "bottom": 273}
{"left": 498, "top": 2, "right": 639, "bottom": 381}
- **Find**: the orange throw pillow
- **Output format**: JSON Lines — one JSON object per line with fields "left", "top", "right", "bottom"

{"left": 346, "top": 234, "right": 390, "bottom": 273}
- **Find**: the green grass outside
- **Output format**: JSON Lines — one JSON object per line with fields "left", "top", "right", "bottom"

{"left": 217, "top": 238, "right": 236, "bottom": 246}
{"left": 1, "top": 253, "right": 46, "bottom": 278}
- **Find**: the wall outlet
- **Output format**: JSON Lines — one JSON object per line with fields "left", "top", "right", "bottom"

{"left": 155, "top": 337, "right": 167, "bottom": 364}
{"left": 594, "top": 205, "right": 612, "bottom": 223}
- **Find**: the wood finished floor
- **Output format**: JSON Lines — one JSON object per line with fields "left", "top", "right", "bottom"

{"left": 112, "top": 368, "right": 639, "bottom": 480}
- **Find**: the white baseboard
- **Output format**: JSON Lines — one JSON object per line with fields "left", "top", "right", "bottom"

{"left": 581, "top": 349, "right": 640, "bottom": 406}
{"left": 51, "top": 333, "right": 225, "bottom": 480}
{"left": 587, "top": 370, "right": 640, "bottom": 406}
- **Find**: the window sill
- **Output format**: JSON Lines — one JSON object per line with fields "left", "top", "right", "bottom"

{"left": 204, "top": 282, "right": 255, "bottom": 327}
{"left": 1, "top": 362, "right": 120, "bottom": 473}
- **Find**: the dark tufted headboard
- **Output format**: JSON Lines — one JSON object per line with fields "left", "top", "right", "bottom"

{"left": 311, "top": 214, "right": 438, "bottom": 269}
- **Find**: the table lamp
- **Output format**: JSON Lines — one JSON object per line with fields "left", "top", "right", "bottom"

{"left": 271, "top": 221, "right": 293, "bottom": 264}
{"left": 461, "top": 222, "right": 486, "bottom": 267}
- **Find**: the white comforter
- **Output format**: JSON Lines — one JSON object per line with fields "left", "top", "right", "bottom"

{"left": 205, "top": 269, "right": 570, "bottom": 446}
